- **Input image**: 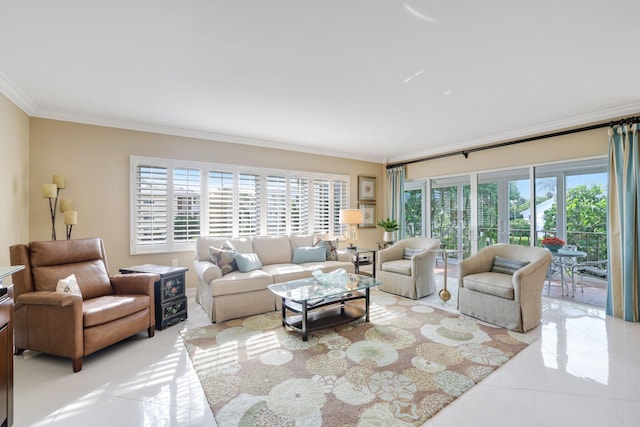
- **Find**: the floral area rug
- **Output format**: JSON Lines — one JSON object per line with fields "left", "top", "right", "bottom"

{"left": 182, "top": 290, "right": 534, "bottom": 426}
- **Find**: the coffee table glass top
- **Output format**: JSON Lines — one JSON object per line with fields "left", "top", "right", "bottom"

{"left": 268, "top": 274, "right": 380, "bottom": 303}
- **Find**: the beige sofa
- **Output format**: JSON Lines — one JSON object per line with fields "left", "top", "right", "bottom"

{"left": 194, "top": 235, "right": 355, "bottom": 323}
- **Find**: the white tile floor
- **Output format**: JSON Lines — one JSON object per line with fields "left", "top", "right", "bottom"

{"left": 13, "top": 274, "right": 640, "bottom": 427}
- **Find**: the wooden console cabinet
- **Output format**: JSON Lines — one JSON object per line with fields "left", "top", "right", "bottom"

{"left": 119, "top": 264, "right": 188, "bottom": 330}
{"left": 0, "top": 265, "right": 20, "bottom": 427}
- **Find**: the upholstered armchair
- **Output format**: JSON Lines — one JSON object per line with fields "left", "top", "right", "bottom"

{"left": 9, "top": 238, "right": 159, "bottom": 372}
{"left": 458, "top": 244, "right": 552, "bottom": 332}
{"left": 377, "top": 237, "right": 441, "bottom": 299}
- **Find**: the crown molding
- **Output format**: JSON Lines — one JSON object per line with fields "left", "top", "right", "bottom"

{"left": 0, "top": 72, "right": 36, "bottom": 115}
{"left": 387, "top": 102, "right": 640, "bottom": 165}
{"left": 33, "top": 110, "right": 384, "bottom": 164}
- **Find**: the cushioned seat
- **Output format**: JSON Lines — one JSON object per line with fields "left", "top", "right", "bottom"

{"left": 377, "top": 237, "right": 441, "bottom": 299}
{"left": 10, "top": 238, "right": 159, "bottom": 372}
{"left": 458, "top": 244, "right": 552, "bottom": 332}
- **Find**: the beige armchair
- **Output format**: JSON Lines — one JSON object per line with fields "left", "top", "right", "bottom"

{"left": 458, "top": 244, "right": 552, "bottom": 332}
{"left": 377, "top": 237, "right": 441, "bottom": 299}
{"left": 9, "top": 238, "right": 159, "bottom": 372}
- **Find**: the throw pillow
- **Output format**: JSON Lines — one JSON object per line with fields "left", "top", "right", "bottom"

{"left": 234, "top": 252, "right": 263, "bottom": 272}
{"left": 209, "top": 241, "right": 238, "bottom": 275}
{"left": 403, "top": 247, "right": 426, "bottom": 260}
{"left": 313, "top": 237, "right": 339, "bottom": 261}
{"left": 491, "top": 256, "right": 530, "bottom": 275}
{"left": 56, "top": 273, "right": 82, "bottom": 297}
{"left": 292, "top": 246, "right": 327, "bottom": 264}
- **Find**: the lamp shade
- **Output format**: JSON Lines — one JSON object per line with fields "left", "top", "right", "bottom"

{"left": 339, "top": 209, "right": 363, "bottom": 225}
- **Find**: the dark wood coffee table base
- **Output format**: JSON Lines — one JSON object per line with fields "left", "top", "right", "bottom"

{"left": 279, "top": 288, "right": 371, "bottom": 341}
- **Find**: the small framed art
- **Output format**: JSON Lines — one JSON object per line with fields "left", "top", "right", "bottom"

{"left": 359, "top": 203, "right": 376, "bottom": 228}
{"left": 358, "top": 176, "right": 376, "bottom": 201}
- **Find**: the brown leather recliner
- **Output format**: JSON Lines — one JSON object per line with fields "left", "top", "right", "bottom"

{"left": 9, "top": 238, "right": 159, "bottom": 372}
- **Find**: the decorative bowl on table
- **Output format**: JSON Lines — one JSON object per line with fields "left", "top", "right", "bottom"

{"left": 542, "top": 237, "right": 565, "bottom": 252}
{"left": 543, "top": 243, "right": 564, "bottom": 251}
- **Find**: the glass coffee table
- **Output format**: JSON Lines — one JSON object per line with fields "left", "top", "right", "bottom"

{"left": 268, "top": 274, "right": 381, "bottom": 341}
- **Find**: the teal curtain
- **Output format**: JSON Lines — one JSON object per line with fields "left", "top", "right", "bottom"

{"left": 386, "top": 166, "right": 405, "bottom": 240}
{"left": 607, "top": 123, "right": 640, "bottom": 321}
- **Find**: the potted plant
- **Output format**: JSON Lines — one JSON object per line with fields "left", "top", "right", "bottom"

{"left": 377, "top": 217, "right": 400, "bottom": 242}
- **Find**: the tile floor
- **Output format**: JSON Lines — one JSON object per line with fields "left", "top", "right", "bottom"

{"left": 13, "top": 271, "right": 640, "bottom": 426}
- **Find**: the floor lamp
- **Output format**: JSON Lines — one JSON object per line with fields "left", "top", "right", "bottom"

{"left": 340, "top": 209, "right": 363, "bottom": 249}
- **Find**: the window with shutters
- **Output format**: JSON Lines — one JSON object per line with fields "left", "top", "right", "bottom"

{"left": 131, "top": 156, "right": 350, "bottom": 253}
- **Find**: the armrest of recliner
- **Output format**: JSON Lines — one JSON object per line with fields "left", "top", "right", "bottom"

{"left": 111, "top": 273, "right": 159, "bottom": 297}
{"left": 16, "top": 291, "right": 80, "bottom": 307}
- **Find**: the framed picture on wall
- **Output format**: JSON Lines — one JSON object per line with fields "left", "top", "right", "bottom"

{"left": 358, "top": 176, "right": 376, "bottom": 201}
{"left": 359, "top": 203, "right": 376, "bottom": 228}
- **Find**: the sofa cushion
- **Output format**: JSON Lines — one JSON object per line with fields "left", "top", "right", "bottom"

{"left": 289, "top": 234, "right": 316, "bottom": 250}
{"left": 463, "top": 272, "right": 515, "bottom": 299}
{"left": 403, "top": 247, "right": 425, "bottom": 259}
{"left": 235, "top": 253, "right": 263, "bottom": 272}
{"left": 381, "top": 259, "right": 412, "bottom": 276}
{"left": 313, "top": 237, "right": 339, "bottom": 261}
{"left": 210, "top": 270, "right": 273, "bottom": 297}
{"left": 262, "top": 263, "right": 314, "bottom": 283}
{"left": 83, "top": 294, "right": 150, "bottom": 327}
{"left": 253, "top": 236, "right": 292, "bottom": 265}
{"left": 491, "top": 256, "right": 530, "bottom": 275}
{"left": 292, "top": 246, "right": 326, "bottom": 264}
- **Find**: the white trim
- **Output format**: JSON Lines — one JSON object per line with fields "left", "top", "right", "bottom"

{"left": 0, "top": 72, "right": 37, "bottom": 115}
{"left": 386, "top": 103, "right": 640, "bottom": 164}
{"left": 33, "top": 110, "right": 382, "bottom": 163}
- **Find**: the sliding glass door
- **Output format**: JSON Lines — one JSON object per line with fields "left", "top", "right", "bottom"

{"left": 430, "top": 177, "right": 470, "bottom": 259}
{"left": 477, "top": 169, "right": 531, "bottom": 249}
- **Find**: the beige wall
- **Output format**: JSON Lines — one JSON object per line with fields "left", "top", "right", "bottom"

{"left": 0, "top": 93, "right": 29, "bottom": 270}
{"left": 29, "top": 118, "right": 384, "bottom": 288}
{"left": 406, "top": 127, "right": 610, "bottom": 179}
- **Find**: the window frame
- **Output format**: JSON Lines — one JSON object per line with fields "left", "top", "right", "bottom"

{"left": 130, "top": 156, "right": 350, "bottom": 254}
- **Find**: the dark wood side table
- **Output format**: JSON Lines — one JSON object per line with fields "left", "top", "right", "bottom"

{"left": 0, "top": 265, "right": 22, "bottom": 427}
{"left": 119, "top": 264, "right": 188, "bottom": 330}
{"left": 345, "top": 247, "right": 377, "bottom": 278}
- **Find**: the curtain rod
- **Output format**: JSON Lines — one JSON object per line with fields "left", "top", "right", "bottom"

{"left": 386, "top": 115, "right": 640, "bottom": 170}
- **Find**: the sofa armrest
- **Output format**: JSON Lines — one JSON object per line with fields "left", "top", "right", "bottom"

{"left": 336, "top": 250, "right": 352, "bottom": 263}
{"left": 111, "top": 273, "right": 159, "bottom": 297}
{"left": 194, "top": 259, "right": 222, "bottom": 283}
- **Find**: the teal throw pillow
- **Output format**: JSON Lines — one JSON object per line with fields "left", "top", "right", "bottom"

{"left": 235, "top": 252, "right": 263, "bottom": 272}
{"left": 403, "top": 247, "right": 425, "bottom": 260}
{"left": 292, "top": 246, "right": 327, "bottom": 264}
{"left": 491, "top": 256, "right": 530, "bottom": 275}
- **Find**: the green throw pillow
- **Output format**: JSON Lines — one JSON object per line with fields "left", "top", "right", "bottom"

{"left": 292, "top": 246, "right": 327, "bottom": 263}
{"left": 491, "top": 256, "right": 530, "bottom": 275}
{"left": 235, "top": 252, "right": 263, "bottom": 272}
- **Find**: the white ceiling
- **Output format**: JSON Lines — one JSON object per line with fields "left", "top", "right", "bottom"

{"left": 2, "top": 1, "right": 640, "bottom": 164}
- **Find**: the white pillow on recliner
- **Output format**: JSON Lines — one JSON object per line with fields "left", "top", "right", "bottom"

{"left": 56, "top": 274, "right": 82, "bottom": 297}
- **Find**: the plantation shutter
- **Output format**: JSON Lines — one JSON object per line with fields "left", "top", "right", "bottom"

{"left": 266, "top": 175, "right": 287, "bottom": 235}
{"left": 173, "top": 167, "right": 201, "bottom": 243}
{"left": 238, "top": 172, "right": 261, "bottom": 236}
{"left": 313, "top": 179, "right": 330, "bottom": 234}
{"left": 134, "top": 164, "right": 168, "bottom": 249}
{"left": 290, "top": 177, "right": 309, "bottom": 234}
{"left": 208, "top": 170, "right": 234, "bottom": 237}
{"left": 332, "top": 178, "right": 349, "bottom": 236}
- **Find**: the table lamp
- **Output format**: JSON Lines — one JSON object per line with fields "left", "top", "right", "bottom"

{"left": 339, "top": 209, "right": 363, "bottom": 249}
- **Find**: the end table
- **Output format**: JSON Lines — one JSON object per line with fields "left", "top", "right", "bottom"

{"left": 119, "top": 264, "right": 188, "bottom": 330}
